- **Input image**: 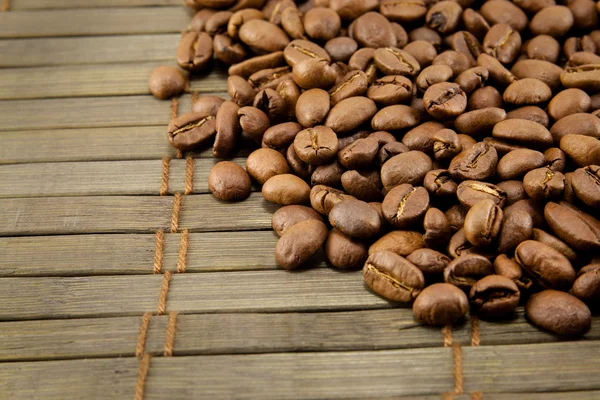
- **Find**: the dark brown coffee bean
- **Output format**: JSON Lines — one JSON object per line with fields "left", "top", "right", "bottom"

{"left": 262, "top": 122, "right": 302, "bottom": 152}
{"left": 371, "top": 105, "right": 421, "bottom": 132}
{"left": 513, "top": 0, "right": 554, "bottom": 14}
{"left": 262, "top": 173, "right": 311, "bottom": 205}
{"left": 338, "top": 131, "right": 371, "bottom": 150}
{"left": 448, "top": 31, "right": 482, "bottom": 66}
{"left": 532, "top": 228, "right": 578, "bottom": 263}
{"left": 550, "top": 113, "right": 600, "bottom": 144}
{"left": 492, "top": 119, "right": 553, "bottom": 148}
{"left": 572, "top": 165, "right": 600, "bottom": 208}
{"left": 448, "top": 228, "right": 496, "bottom": 260}
{"left": 497, "top": 209, "right": 534, "bottom": 254}
{"left": 325, "top": 228, "right": 368, "bottom": 269}
{"left": 338, "top": 138, "right": 379, "bottom": 169}
{"left": 506, "top": 106, "right": 549, "bottom": 128}
{"left": 277, "top": 80, "right": 301, "bottom": 119}
{"left": 148, "top": 66, "right": 187, "bottom": 100}
{"left": 484, "top": 137, "right": 526, "bottom": 159}
{"left": 416, "top": 65, "right": 454, "bottom": 93}
{"left": 208, "top": 161, "right": 251, "bottom": 202}
{"left": 563, "top": 36, "right": 597, "bottom": 59}
{"left": 456, "top": 181, "right": 506, "bottom": 209}
{"left": 353, "top": 12, "right": 397, "bottom": 48}
{"left": 367, "top": 75, "right": 413, "bottom": 106}
{"left": 467, "top": 86, "right": 503, "bottom": 110}
{"left": 462, "top": 8, "right": 490, "bottom": 40}
{"left": 404, "top": 40, "right": 438, "bottom": 69}
{"left": 543, "top": 148, "right": 567, "bottom": 172}
{"left": 364, "top": 250, "right": 425, "bottom": 302}
{"left": 523, "top": 167, "right": 565, "bottom": 201}
{"left": 167, "top": 112, "right": 216, "bottom": 151}
{"left": 526, "top": 35, "right": 560, "bottom": 63}
{"left": 379, "top": 142, "right": 410, "bottom": 165}
{"left": 293, "top": 126, "right": 338, "bottom": 166}
{"left": 324, "top": 37, "right": 358, "bottom": 63}
{"left": 311, "top": 161, "right": 345, "bottom": 189}
{"left": 480, "top": 0, "right": 528, "bottom": 32}
{"left": 497, "top": 180, "right": 526, "bottom": 206}
{"left": 264, "top": 0, "right": 295, "bottom": 25}
{"left": 560, "top": 134, "right": 600, "bottom": 167}
{"left": 424, "top": 169, "right": 458, "bottom": 198}
{"left": 369, "top": 230, "right": 425, "bottom": 257}
{"left": 432, "top": 129, "right": 461, "bottom": 161}
{"left": 272, "top": 205, "right": 323, "bottom": 236}
{"left": 470, "top": 275, "right": 520, "bottom": 318}
{"left": 530, "top": 6, "right": 574, "bottom": 37}
{"left": 275, "top": 219, "right": 328, "bottom": 270}
{"left": 329, "top": 199, "right": 381, "bottom": 238}
{"left": 251, "top": 88, "right": 285, "bottom": 120}
{"left": 213, "top": 34, "right": 246, "bottom": 65}
{"left": 548, "top": 89, "right": 591, "bottom": 121}
{"left": 449, "top": 142, "right": 498, "bottom": 181}
{"left": 407, "top": 248, "right": 450, "bottom": 276}
{"left": 213, "top": 101, "right": 241, "bottom": 158}
{"left": 246, "top": 148, "right": 289, "bottom": 185}
{"left": 239, "top": 19, "right": 290, "bottom": 53}
{"left": 295, "top": 89, "right": 330, "bottom": 128}
{"left": 329, "top": 71, "right": 369, "bottom": 105}
{"left": 561, "top": 64, "right": 600, "bottom": 92}
{"left": 515, "top": 240, "right": 576, "bottom": 291}
{"left": 477, "top": 54, "right": 517, "bottom": 86}
{"left": 526, "top": 290, "right": 591, "bottom": 336}
{"left": 463, "top": 199, "right": 503, "bottom": 247}
{"left": 340, "top": 170, "right": 383, "bottom": 202}
{"left": 382, "top": 184, "right": 430, "bottom": 228}
{"left": 545, "top": 202, "right": 600, "bottom": 252}
{"left": 503, "top": 78, "right": 552, "bottom": 106}
{"left": 325, "top": 96, "right": 377, "bottom": 133}
{"left": 280, "top": 7, "right": 305, "bottom": 40}
{"left": 381, "top": 151, "right": 433, "bottom": 190}
{"left": 423, "top": 82, "right": 467, "bottom": 120}
{"left": 381, "top": 0, "right": 427, "bottom": 23}
{"left": 454, "top": 108, "right": 506, "bottom": 138}
{"left": 512, "top": 56, "right": 564, "bottom": 89}
{"left": 563, "top": 171, "right": 578, "bottom": 203}
{"left": 572, "top": 264, "right": 600, "bottom": 302}
{"left": 228, "top": 76, "right": 256, "bottom": 107}
{"left": 227, "top": 9, "right": 265, "bottom": 40}
{"left": 229, "top": 52, "right": 286, "bottom": 79}
{"left": 413, "top": 282, "right": 469, "bottom": 325}
{"left": 292, "top": 57, "right": 338, "bottom": 90}
{"left": 401, "top": 121, "right": 445, "bottom": 153}
{"left": 432, "top": 50, "right": 471, "bottom": 76}
{"left": 283, "top": 40, "right": 331, "bottom": 67}
{"left": 192, "top": 95, "right": 225, "bottom": 116}
{"left": 248, "top": 66, "right": 293, "bottom": 91}
{"left": 444, "top": 254, "right": 494, "bottom": 291}
{"left": 329, "top": 0, "right": 379, "bottom": 21}
{"left": 445, "top": 204, "right": 467, "bottom": 233}
{"left": 238, "top": 106, "right": 270, "bottom": 143}
{"left": 373, "top": 47, "right": 421, "bottom": 77}
{"left": 423, "top": 207, "right": 452, "bottom": 246}
{"left": 496, "top": 149, "right": 546, "bottom": 180}
{"left": 483, "top": 23, "right": 521, "bottom": 64}
{"left": 454, "top": 66, "right": 488, "bottom": 94}
{"left": 494, "top": 254, "right": 532, "bottom": 291}
{"left": 426, "top": 0, "right": 463, "bottom": 34}
{"left": 310, "top": 184, "right": 356, "bottom": 215}
{"left": 303, "top": 7, "right": 341, "bottom": 41}
{"left": 176, "top": 31, "right": 213, "bottom": 71}
{"left": 569, "top": 0, "right": 598, "bottom": 30}
{"left": 390, "top": 22, "right": 409, "bottom": 47}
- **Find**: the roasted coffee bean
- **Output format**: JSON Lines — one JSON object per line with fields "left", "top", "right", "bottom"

{"left": 381, "top": 0, "right": 427, "bottom": 23}
{"left": 423, "top": 207, "right": 451, "bottom": 246}
{"left": 167, "top": 112, "right": 216, "bottom": 150}
{"left": 379, "top": 142, "right": 410, "bottom": 165}
{"left": 526, "top": 290, "right": 591, "bottom": 336}
{"left": 272, "top": 205, "right": 323, "bottom": 236}
{"left": 426, "top": 1, "right": 463, "bottom": 34}
{"left": 497, "top": 209, "right": 533, "bottom": 254}
{"left": 337, "top": 138, "right": 379, "bottom": 170}
{"left": 564, "top": 36, "right": 597, "bottom": 60}
{"left": 292, "top": 57, "right": 338, "bottom": 90}
{"left": 338, "top": 131, "right": 371, "bottom": 150}
{"left": 277, "top": 80, "right": 301, "bottom": 118}
{"left": 262, "top": 122, "right": 302, "bottom": 151}
{"left": 506, "top": 106, "right": 549, "bottom": 128}
{"left": 470, "top": 275, "right": 520, "bottom": 318}
{"left": 523, "top": 167, "right": 565, "bottom": 201}
{"left": 550, "top": 113, "right": 600, "bottom": 143}
{"left": 275, "top": 219, "right": 328, "bottom": 270}
{"left": 432, "top": 129, "right": 461, "bottom": 161}
{"left": 416, "top": 65, "right": 454, "bottom": 93}
{"left": 448, "top": 228, "right": 496, "bottom": 260}
{"left": 548, "top": 89, "right": 591, "bottom": 121}
{"left": 404, "top": 40, "right": 437, "bottom": 69}
{"left": 391, "top": 22, "right": 409, "bottom": 47}
{"left": 303, "top": 7, "right": 341, "bottom": 41}
{"left": 530, "top": 6, "right": 574, "bottom": 37}
{"left": 280, "top": 7, "right": 305, "bottom": 40}
{"left": 382, "top": 184, "right": 430, "bottom": 229}
{"left": 561, "top": 64, "right": 600, "bottom": 92}
{"left": 208, "top": 161, "right": 252, "bottom": 202}
{"left": 213, "top": 101, "right": 241, "bottom": 158}
{"left": 454, "top": 66, "right": 488, "bottom": 94}
{"left": 483, "top": 24, "right": 521, "bottom": 64}
{"left": 246, "top": 148, "right": 289, "bottom": 184}
{"left": 497, "top": 180, "right": 526, "bottom": 206}
{"left": 310, "top": 184, "right": 355, "bottom": 215}
{"left": 454, "top": 108, "right": 506, "bottom": 138}
{"left": 283, "top": 40, "right": 331, "bottom": 67}
{"left": 492, "top": 119, "right": 553, "bottom": 148}
{"left": 252, "top": 88, "right": 286, "bottom": 119}
{"left": 326, "top": 97, "right": 377, "bottom": 133}
{"left": 445, "top": 204, "right": 467, "bottom": 233}
{"left": 468, "top": 86, "right": 503, "bottom": 110}
{"left": 402, "top": 121, "right": 445, "bottom": 152}
{"left": 364, "top": 250, "right": 425, "bottom": 302}
{"left": 407, "top": 248, "right": 450, "bottom": 276}
{"left": 373, "top": 47, "right": 421, "bottom": 78}
{"left": 249, "top": 66, "right": 293, "bottom": 91}
{"left": 239, "top": 19, "right": 290, "bottom": 53}
{"left": 371, "top": 105, "right": 421, "bottom": 132}
{"left": 423, "top": 82, "right": 467, "bottom": 120}
{"left": 229, "top": 52, "right": 286, "bottom": 79}
{"left": 448, "top": 31, "right": 482, "bottom": 66}
{"left": 213, "top": 34, "right": 247, "bottom": 65}
{"left": 560, "top": 134, "right": 600, "bottom": 167}
{"left": 367, "top": 75, "right": 413, "bottom": 106}
{"left": 192, "top": 95, "right": 225, "bottom": 116}
{"left": 532, "top": 228, "right": 578, "bottom": 263}
{"left": 238, "top": 106, "right": 270, "bottom": 143}
{"left": 341, "top": 170, "right": 383, "bottom": 202}
{"left": 496, "top": 149, "right": 546, "bottom": 180}
{"left": 572, "top": 166, "right": 600, "bottom": 208}
{"left": 311, "top": 161, "right": 344, "bottom": 188}
{"left": 504, "top": 199, "right": 546, "bottom": 229}
{"left": 444, "top": 254, "right": 494, "bottom": 291}
{"left": 482, "top": 137, "right": 524, "bottom": 156}
{"left": 149, "top": 66, "right": 187, "bottom": 100}
{"left": 329, "top": 71, "right": 369, "bottom": 105}
{"left": 228, "top": 75, "right": 256, "bottom": 107}
{"left": 369, "top": 230, "right": 425, "bottom": 256}
{"left": 381, "top": 151, "right": 433, "bottom": 190}
{"left": 286, "top": 144, "right": 311, "bottom": 180}
{"left": 325, "top": 228, "right": 369, "bottom": 269}
{"left": 449, "top": 142, "right": 498, "bottom": 181}
{"left": 295, "top": 89, "right": 330, "bottom": 128}
{"left": 293, "top": 126, "right": 338, "bottom": 166}
{"left": 462, "top": 8, "right": 490, "bottom": 40}
{"left": 463, "top": 199, "right": 503, "bottom": 248}
{"left": 329, "top": 199, "right": 381, "bottom": 239}
{"left": 353, "top": 12, "right": 397, "bottom": 48}
{"left": 526, "top": 35, "right": 560, "bottom": 63}
{"left": 511, "top": 59, "right": 563, "bottom": 93}
{"left": 204, "top": 11, "right": 232, "bottom": 35}
{"left": 503, "top": 78, "right": 552, "bottom": 106}
{"left": 264, "top": 0, "right": 295, "bottom": 25}
{"left": 189, "top": 8, "right": 216, "bottom": 32}
{"left": 176, "top": 31, "right": 213, "bottom": 71}
{"left": 543, "top": 148, "right": 567, "bottom": 173}
{"left": 413, "top": 283, "right": 469, "bottom": 325}
{"left": 515, "top": 240, "right": 576, "bottom": 291}
{"left": 325, "top": 37, "right": 358, "bottom": 64}
{"left": 477, "top": 53, "right": 517, "bottom": 86}
{"left": 480, "top": 0, "right": 528, "bottom": 32}
{"left": 227, "top": 9, "right": 265, "bottom": 40}
{"left": 572, "top": 264, "right": 600, "bottom": 302}
{"left": 262, "top": 173, "right": 311, "bottom": 205}
{"left": 494, "top": 254, "right": 532, "bottom": 291}
{"left": 424, "top": 169, "right": 458, "bottom": 198}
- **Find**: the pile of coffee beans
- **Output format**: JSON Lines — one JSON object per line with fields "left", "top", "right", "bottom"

{"left": 151, "top": 0, "right": 600, "bottom": 336}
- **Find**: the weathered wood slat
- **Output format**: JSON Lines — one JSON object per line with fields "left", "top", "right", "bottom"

{"left": 0, "top": 8, "right": 190, "bottom": 38}
{"left": 0, "top": 35, "right": 179, "bottom": 67}
{"left": 0, "top": 93, "right": 225, "bottom": 131}
{"left": 483, "top": 392, "right": 600, "bottom": 400}
{"left": 0, "top": 63, "right": 228, "bottom": 100}
{"left": 12, "top": 0, "right": 181, "bottom": 9}
{"left": 0, "top": 357, "right": 138, "bottom": 400}
{"left": 0, "top": 269, "right": 389, "bottom": 320}
{"left": 463, "top": 341, "right": 600, "bottom": 393}
{"left": 0, "top": 158, "right": 245, "bottom": 197}
{"left": 0, "top": 231, "right": 283, "bottom": 276}
{"left": 0, "top": 193, "right": 274, "bottom": 235}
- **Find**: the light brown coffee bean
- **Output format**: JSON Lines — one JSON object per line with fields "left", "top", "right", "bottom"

{"left": 364, "top": 250, "right": 425, "bottom": 303}
{"left": 325, "top": 228, "right": 368, "bottom": 269}
{"left": 246, "top": 148, "right": 289, "bottom": 184}
{"left": 413, "top": 283, "right": 469, "bottom": 325}
{"left": 329, "top": 199, "right": 382, "bottom": 238}
{"left": 262, "top": 174, "right": 311, "bottom": 205}
{"left": 275, "top": 219, "right": 328, "bottom": 270}
{"left": 526, "top": 290, "right": 591, "bottom": 336}
{"left": 272, "top": 205, "right": 323, "bottom": 236}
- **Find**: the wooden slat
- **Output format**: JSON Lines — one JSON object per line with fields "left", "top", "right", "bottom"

{"left": 0, "top": 35, "right": 179, "bottom": 67}
{"left": 0, "top": 269, "right": 389, "bottom": 320}
{"left": 0, "top": 357, "right": 138, "bottom": 400}
{"left": 12, "top": 0, "right": 181, "bottom": 9}
{"left": 0, "top": 231, "right": 283, "bottom": 276}
{"left": 0, "top": 63, "right": 228, "bottom": 100}
{"left": 463, "top": 341, "right": 600, "bottom": 393}
{"left": 0, "top": 93, "right": 217, "bottom": 131}
{"left": 0, "top": 158, "right": 244, "bottom": 197}
{"left": 0, "top": 8, "right": 190, "bottom": 38}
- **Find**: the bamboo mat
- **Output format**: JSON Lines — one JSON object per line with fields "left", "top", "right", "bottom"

{"left": 0, "top": 2, "right": 599, "bottom": 399}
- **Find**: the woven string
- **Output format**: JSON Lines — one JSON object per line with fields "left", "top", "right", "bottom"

{"left": 1, "top": 0, "right": 10, "bottom": 12}
{"left": 160, "top": 157, "right": 170, "bottom": 196}
{"left": 157, "top": 271, "right": 172, "bottom": 316}
{"left": 185, "top": 156, "right": 194, "bottom": 195}
{"left": 135, "top": 313, "right": 152, "bottom": 358}
{"left": 471, "top": 392, "right": 483, "bottom": 400}
{"left": 442, "top": 325, "right": 453, "bottom": 347}
{"left": 471, "top": 316, "right": 480, "bottom": 346}
{"left": 164, "top": 312, "right": 178, "bottom": 356}
{"left": 170, "top": 193, "right": 182, "bottom": 233}
{"left": 177, "top": 230, "right": 189, "bottom": 273}
{"left": 452, "top": 344, "right": 464, "bottom": 395}
{"left": 134, "top": 354, "right": 151, "bottom": 400}
{"left": 153, "top": 231, "right": 165, "bottom": 274}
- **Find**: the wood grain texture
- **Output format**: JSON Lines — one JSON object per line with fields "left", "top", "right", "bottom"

{"left": 0, "top": 231, "right": 284, "bottom": 276}
{"left": 0, "top": 357, "right": 138, "bottom": 400}
{"left": 0, "top": 63, "right": 228, "bottom": 99}
{"left": 0, "top": 35, "right": 179, "bottom": 67}
{"left": 0, "top": 8, "right": 191, "bottom": 38}
{"left": 463, "top": 341, "right": 600, "bottom": 393}
{"left": 145, "top": 348, "right": 454, "bottom": 399}
{"left": 12, "top": 0, "right": 181, "bottom": 9}
{"left": 0, "top": 269, "right": 389, "bottom": 320}
{"left": 0, "top": 93, "right": 225, "bottom": 131}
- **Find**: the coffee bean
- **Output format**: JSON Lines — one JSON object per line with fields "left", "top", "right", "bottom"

{"left": 448, "top": 228, "right": 496, "bottom": 260}
{"left": 515, "top": 240, "right": 576, "bottom": 290}
{"left": 463, "top": 199, "right": 503, "bottom": 247}
{"left": 341, "top": 170, "right": 383, "bottom": 202}
{"left": 480, "top": 0, "right": 528, "bottom": 32}
{"left": 511, "top": 59, "right": 563, "bottom": 92}
{"left": 292, "top": 58, "right": 338, "bottom": 90}
{"left": 532, "top": 228, "right": 578, "bottom": 263}
{"left": 526, "top": 290, "right": 591, "bottom": 336}
{"left": 329, "top": 71, "right": 369, "bottom": 105}
{"left": 468, "top": 86, "right": 503, "bottom": 110}
{"left": 449, "top": 142, "right": 498, "bottom": 181}
{"left": 572, "top": 165, "right": 600, "bottom": 208}
{"left": 229, "top": 52, "right": 286, "bottom": 79}
{"left": 369, "top": 230, "right": 425, "bottom": 256}
{"left": 295, "top": 89, "right": 330, "bottom": 128}
{"left": 413, "top": 283, "right": 469, "bottom": 325}
{"left": 530, "top": 6, "right": 574, "bottom": 37}
{"left": 449, "top": 31, "right": 482, "bottom": 66}
{"left": 404, "top": 40, "right": 437, "bottom": 69}
{"left": 382, "top": 184, "right": 430, "bottom": 229}
{"left": 423, "top": 207, "right": 452, "bottom": 246}
{"left": 370, "top": 130, "right": 398, "bottom": 147}
{"left": 293, "top": 126, "right": 339, "bottom": 166}
{"left": 338, "top": 138, "right": 379, "bottom": 170}
{"left": 227, "top": 8, "right": 265, "bottom": 40}
{"left": 494, "top": 254, "right": 533, "bottom": 291}
{"left": 262, "top": 122, "right": 302, "bottom": 152}
{"left": 275, "top": 219, "right": 328, "bottom": 270}
{"left": 325, "top": 228, "right": 368, "bottom": 269}
{"left": 272, "top": 205, "right": 324, "bottom": 237}
{"left": 208, "top": 161, "right": 252, "bottom": 201}
{"left": 310, "top": 184, "right": 355, "bottom": 215}
{"left": 149, "top": 66, "right": 187, "bottom": 100}
{"left": 249, "top": 66, "right": 293, "bottom": 91}
{"left": 432, "top": 129, "right": 461, "bottom": 161}
{"left": 454, "top": 66, "right": 489, "bottom": 94}
{"left": 238, "top": 106, "right": 270, "bottom": 143}
{"left": 497, "top": 149, "right": 546, "bottom": 180}
{"left": 506, "top": 106, "right": 549, "bottom": 128}
{"left": 561, "top": 64, "right": 600, "bottom": 92}
{"left": 190, "top": 8, "right": 216, "bottom": 32}
{"left": 213, "top": 34, "right": 247, "bottom": 65}
{"left": 492, "top": 119, "right": 553, "bottom": 148}
{"left": 504, "top": 199, "right": 546, "bottom": 229}
{"left": 526, "top": 35, "right": 560, "bottom": 63}
{"left": 353, "top": 12, "right": 397, "bottom": 48}
{"left": 176, "top": 31, "right": 213, "bottom": 71}
{"left": 239, "top": 19, "right": 290, "bottom": 53}
{"left": 325, "top": 96, "right": 378, "bottom": 133}
{"left": 381, "top": 151, "right": 433, "bottom": 190}
{"left": 550, "top": 113, "right": 600, "bottom": 143}
{"left": 407, "top": 248, "right": 450, "bottom": 276}
{"left": 227, "top": 75, "right": 256, "bottom": 107}
{"left": 548, "top": 89, "right": 592, "bottom": 121}
{"left": 167, "top": 111, "right": 216, "bottom": 150}
{"left": 280, "top": 7, "right": 305, "bottom": 40}
{"left": 483, "top": 23, "right": 521, "bottom": 64}
{"left": 456, "top": 180, "right": 507, "bottom": 209}
{"left": 325, "top": 37, "right": 358, "bottom": 63}
{"left": 497, "top": 209, "right": 534, "bottom": 254}
{"left": 246, "top": 148, "right": 289, "bottom": 184}
{"left": 192, "top": 95, "right": 225, "bottom": 116}
{"left": 364, "top": 250, "right": 425, "bottom": 303}
{"left": 426, "top": 1, "right": 463, "bottom": 34}
{"left": 416, "top": 65, "right": 454, "bottom": 93}
{"left": 367, "top": 75, "right": 413, "bottom": 106}
{"left": 424, "top": 169, "right": 458, "bottom": 198}
{"left": 204, "top": 11, "right": 232, "bottom": 36}
{"left": 283, "top": 40, "right": 331, "bottom": 67}
{"left": 444, "top": 254, "right": 494, "bottom": 291}
{"left": 497, "top": 180, "right": 527, "bottom": 206}
{"left": 304, "top": 7, "right": 341, "bottom": 41}
{"left": 445, "top": 204, "right": 467, "bottom": 233}
{"left": 371, "top": 105, "right": 421, "bottom": 132}
{"left": 311, "top": 161, "right": 345, "bottom": 189}
{"left": 329, "top": 199, "right": 381, "bottom": 239}
{"left": 560, "top": 134, "right": 600, "bottom": 167}
{"left": 381, "top": 0, "right": 427, "bottom": 23}
{"left": 572, "top": 264, "right": 600, "bottom": 302}
{"left": 477, "top": 53, "right": 517, "bottom": 86}
{"left": 423, "top": 82, "right": 467, "bottom": 120}
{"left": 470, "top": 275, "right": 520, "bottom": 318}
{"left": 213, "top": 101, "right": 241, "bottom": 158}
{"left": 503, "top": 78, "right": 552, "bottom": 106}
{"left": 523, "top": 167, "right": 565, "bottom": 201}
{"left": 262, "top": 174, "right": 311, "bottom": 205}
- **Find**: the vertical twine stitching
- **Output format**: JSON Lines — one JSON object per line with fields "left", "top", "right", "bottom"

{"left": 442, "top": 393, "right": 454, "bottom": 400}
{"left": 170, "top": 97, "right": 179, "bottom": 120}
{"left": 134, "top": 354, "right": 151, "bottom": 400}
{"left": 471, "top": 316, "right": 480, "bottom": 346}
{"left": 471, "top": 392, "right": 483, "bottom": 400}
{"left": 135, "top": 313, "right": 152, "bottom": 358}
{"left": 177, "top": 230, "right": 189, "bottom": 273}
{"left": 157, "top": 271, "right": 172, "bottom": 316}
{"left": 160, "top": 157, "right": 170, "bottom": 196}
{"left": 442, "top": 325, "right": 453, "bottom": 347}
{"left": 170, "top": 193, "right": 182, "bottom": 233}
{"left": 1, "top": 0, "right": 10, "bottom": 12}
{"left": 153, "top": 231, "right": 165, "bottom": 275}
{"left": 453, "top": 344, "right": 464, "bottom": 395}
{"left": 184, "top": 156, "right": 194, "bottom": 195}
{"left": 163, "top": 312, "right": 178, "bottom": 356}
